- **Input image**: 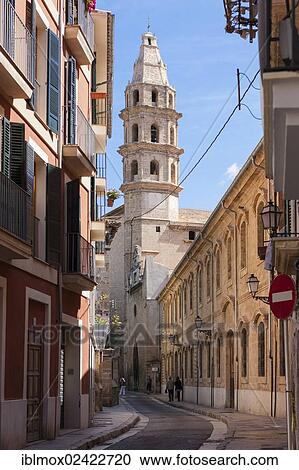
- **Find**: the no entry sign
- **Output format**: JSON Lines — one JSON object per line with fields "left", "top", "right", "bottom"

{"left": 269, "top": 274, "right": 296, "bottom": 319}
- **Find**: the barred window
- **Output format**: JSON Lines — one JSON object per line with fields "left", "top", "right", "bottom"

{"left": 258, "top": 322, "right": 265, "bottom": 377}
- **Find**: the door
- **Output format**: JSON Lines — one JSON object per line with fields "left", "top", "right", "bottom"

{"left": 27, "top": 330, "right": 43, "bottom": 442}
{"left": 227, "top": 331, "right": 234, "bottom": 408}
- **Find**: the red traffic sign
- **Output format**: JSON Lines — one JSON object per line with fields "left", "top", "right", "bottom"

{"left": 269, "top": 274, "right": 296, "bottom": 319}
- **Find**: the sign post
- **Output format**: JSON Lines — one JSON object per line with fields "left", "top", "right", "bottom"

{"left": 269, "top": 274, "right": 296, "bottom": 450}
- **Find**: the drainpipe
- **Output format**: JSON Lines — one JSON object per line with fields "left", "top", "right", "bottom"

{"left": 222, "top": 202, "right": 239, "bottom": 410}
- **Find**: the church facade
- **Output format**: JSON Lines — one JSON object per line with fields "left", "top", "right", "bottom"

{"left": 106, "top": 31, "right": 209, "bottom": 391}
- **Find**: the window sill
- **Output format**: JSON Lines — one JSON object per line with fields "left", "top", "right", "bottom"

{"left": 257, "top": 375, "right": 267, "bottom": 384}
{"left": 240, "top": 377, "right": 249, "bottom": 384}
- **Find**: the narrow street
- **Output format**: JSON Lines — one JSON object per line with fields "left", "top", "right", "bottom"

{"left": 98, "top": 394, "right": 213, "bottom": 450}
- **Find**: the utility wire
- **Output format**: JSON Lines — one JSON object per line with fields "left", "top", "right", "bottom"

{"left": 241, "top": 102, "right": 262, "bottom": 120}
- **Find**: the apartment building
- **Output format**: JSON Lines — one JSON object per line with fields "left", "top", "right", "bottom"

{"left": 0, "top": 0, "right": 113, "bottom": 448}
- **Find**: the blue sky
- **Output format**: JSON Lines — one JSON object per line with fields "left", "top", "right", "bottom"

{"left": 97, "top": 0, "right": 262, "bottom": 211}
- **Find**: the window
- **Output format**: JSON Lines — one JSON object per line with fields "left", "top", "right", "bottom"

{"left": 227, "top": 237, "right": 232, "bottom": 280}
{"left": 131, "top": 160, "right": 138, "bottom": 180}
{"left": 189, "top": 274, "right": 193, "bottom": 310}
{"left": 217, "top": 338, "right": 221, "bottom": 378}
{"left": 169, "top": 94, "right": 173, "bottom": 109}
{"left": 179, "top": 289, "right": 182, "bottom": 319}
{"left": 132, "top": 124, "right": 138, "bottom": 142}
{"left": 257, "top": 201, "right": 265, "bottom": 250}
{"left": 150, "top": 160, "right": 159, "bottom": 176}
{"left": 47, "top": 30, "right": 60, "bottom": 133}
{"left": 241, "top": 328, "right": 247, "bottom": 377}
{"left": 197, "top": 268, "right": 202, "bottom": 305}
{"left": 206, "top": 256, "right": 211, "bottom": 299}
{"left": 171, "top": 163, "right": 176, "bottom": 184}
{"left": 189, "top": 231, "right": 196, "bottom": 241}
{"left": 183, "top": 283, "right": 187, "bottom": 316}
{"left": 216, "top": 250, "right": 221, "bottom": 289}
{"left": 133, "top": 89, "right": 139, "bottom": 106}
{"left": 240, "top": 221, "right": 247, "bottom": 269}
{"left": 156, "top": 226, "right": 160, "bottom": 233}
{"left": 148, "top": 38, "right": 151, "bottom": 45}
{"left": 279, "top": 323, "right": 285, "bottom": 376}
{"left": 152, "top": 89, "right": 157, "bottom": 103}
{"left": 126, "top": 93, "right": 129, "bottom": 107}
{"left": 207, "top": 342, "right": 211, "bottom": 378}
{"left": 170, "top": 127, "right": 175, "bottom": 145}
{"left": 151, "top": 125, "right": 158, "bottom": 143}
{"left": 258, "top": 322, "right": 265, "bottom": 377}
{"left": 134, "top": 305, "right": 137, "bottom": 317}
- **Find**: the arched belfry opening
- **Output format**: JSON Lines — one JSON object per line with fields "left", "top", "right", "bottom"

{"left": 151, "top": 125, "right": 158, "bottom": 143}
{"left": 131, "top": 160, "right": 138, "bottom": 180}
{"left": 133, "top": 89, "right": 139, "bottom": 106}
{"left": 132, "top": 124, "right": 139, "bottom": 142}
{"left": 150, "top": 160, "right": 159, "bottom": 177}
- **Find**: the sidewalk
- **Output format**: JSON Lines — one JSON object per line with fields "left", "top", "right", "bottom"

{"left": 26, "top": 400, "right": 139, "bottom": 450}
{"left": 153, "top": 394, "right": 287, "bottom": 450}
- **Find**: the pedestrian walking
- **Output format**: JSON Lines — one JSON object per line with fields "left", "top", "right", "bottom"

{"left": 166, "top": 377, "right": 174, "bottom": 402}
{"left": 174, "top": 376, "right": 183, "bottom": 402}
{"left": 146, "top": 376, "right": 152, "bottom": 393}
{"left": 119, "top": 377, "right": 126, "bottom": 396}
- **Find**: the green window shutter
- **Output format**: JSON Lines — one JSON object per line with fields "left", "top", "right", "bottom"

{"left": 90, "top": 176, "right": 97, "bottom": 221}
{"left": 10, "top": 122, "right": 26, "bottom": 188}
{"left": 47, "top": 29, "right": 60, "bottom": 134}
{"left": 25, "top": 143, "right": 35, "bottom": 195}
{"left": 67, "top": 179, "right": 80, "bottom": 233}
{"left": 67, "top": 56, "right": 76, "bottom": 144}
{"left": 46, "top": 164, "right": 63, "bottom": 265}
{"left": 1, "top": 117, "right": 11, "bottom": 177}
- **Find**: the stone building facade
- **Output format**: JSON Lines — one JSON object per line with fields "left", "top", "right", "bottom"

{"left": 159, "top": 142, "right": 286, "bottom": 418}
{"left": 106, "top": 32, "right": 209, "bottom": 391}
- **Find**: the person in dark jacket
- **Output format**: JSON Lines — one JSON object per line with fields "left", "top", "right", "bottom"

{"left": 174, "top": 376, "right": 183, "bottom": 402}
{"left": 166, "top": 377, "right": 174, "bottom": 402}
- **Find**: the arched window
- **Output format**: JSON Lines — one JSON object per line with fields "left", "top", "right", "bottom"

{"left": 131, "top": 160, "right": 138, "bottom": 180}
{"left": 132, "top": 124, "right": 138, "bottom": 142}
{"left": 257, "top": 201, "right": 265, "bottom": 250}
{"left": 170, "top": 127, "right": 175, "bottom": 145}
{"left": 150, "top": 160, "right": 159, "bottom": 176}
{"left": 169, "top": 93, "right": 173, "bottom": 109}
{"left": 227, "top": 237, "right": 232, "bottom": 280}
{"left": 134, "top": 305, "right": 137, "bottom": 317}
{"left": 217, "top": 337, "right": 221, "bottom": 377}
{"left": 258, "top": 322, "right": 265, "bottom": 377}
{"left": 199, "top": 344, "right": 203, "bottom": 378}
{"left": 216, "top": 250, "right": 221, "bottom": 290}
{"left": 197, "top": 268, "right": 202, "bottom": 305}
{"left": 133, "top": 89, "right": 139, "bottom": 106}
{"left": 279, "top": 323, "right": 285, "bottom": 376}
{"left": 171, "top": 163, "right": 176, "bottom": 183}
{"left": 183, "top": 282, "right": 187, "bottom": 316}
{"left": 206, "top": 256, "right": 211, "bottom": 299}
{"left": 241, "top": 328, "right": 247, "bottom": 377}
{"left": 152, "top": 89, "right": 157, "bottom": 103}
{"left": 126, "top": 93, "right": 129, "bottom": 108}
{"left": 190, "top": 348, "right": 193, "bottom": 379}
{"left": 179, "top": 289, "right": 182, "bottom": 319}
{"left": 189, "top": 274, "right": 193, "bottom": 310}
{"left": 207, "top": 342, "right": 211, "bottom": 378}
{"left": 151, "top": 125, "right": 158, "bottom": 143}
{"left": 240, "top": 221, "right": 247, "bottom": 269}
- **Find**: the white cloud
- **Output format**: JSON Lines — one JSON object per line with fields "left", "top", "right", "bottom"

{"left": 224, "top": 163, "right": 240, "bottom": 180}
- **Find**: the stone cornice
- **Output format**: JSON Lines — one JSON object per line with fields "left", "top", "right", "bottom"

{"left": 118, "top": 142, "right": 184, "bottom": 157}
{"left": 120, "top": 180, "right": 183, "bottom": 194}
{"left": 119, "top": 106, "right": 182, "bottom": 121}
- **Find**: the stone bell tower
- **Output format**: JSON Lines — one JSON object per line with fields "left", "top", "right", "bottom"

{"left": 118, "top": 31, "right": 184, "bottom": 278}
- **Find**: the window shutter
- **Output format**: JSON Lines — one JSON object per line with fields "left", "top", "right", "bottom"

{"left": 91, "top": 55, "right": 97, "bottom": 124}
{"left": 67, "top": 56, "right": 76, "bottom": 145}
{"left": 47, "top": 29, "right": 60, "bottom": 134}
{"left": 26, "top": 0, "right": 36, "bottom": 107}
{"left": 25, "top": 143, "right": 35, "bottom": 195}
{"left": 46, "top": 164, "right": 63, "bottom": 265}
{"left": 66, "top": 0, "right": 74, "bottom": 25}
{"left": 1, "top": 117, "right": 11, "bottom": 177}
{"left": 10, "top": 122, "right": 26, "bottom": 188}
{"left": 90, "top": 176, "right": 97, "bottom": 221}
{"left": 67, "top": 179, "right": 80, "bottom": 233}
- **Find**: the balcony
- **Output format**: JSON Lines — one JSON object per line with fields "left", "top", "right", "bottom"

{"left": 91, "top": 94, "right": 109, "bottom": 152}
{"left": 272, "top": 200, "right": 299, "bottom": 275}
{"left": 0, "top": 0, "right": 34, "bottom": 99}
{"left": 90, "top": 220, "right": 105, "bottom": 242}
{"left": 95, "top": 241, "right": 105, "bottom": 268}
{"left": 0, "top": 171, "right": 32, "bottom": 260}
{"left": 63, "top": 233, "right": 96, "bottom": 293}
{"left": 65, "top": 0, "right": 94, "bottom": 65}
{"left": 63, "top": 106, "right": 96, "bottom": 177}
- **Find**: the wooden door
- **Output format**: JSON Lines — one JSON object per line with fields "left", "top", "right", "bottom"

{"left": 27, "top": 330, "right": 43, "bottom": 442}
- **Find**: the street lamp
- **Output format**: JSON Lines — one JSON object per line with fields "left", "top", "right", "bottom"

{"left": 195, "top": 315, "right": 202, "bottom": 405}
{"left": 260, "top": 200, "right": 282, "bottom": 234}
{"left": 247, "top": 273, "right": 269, "bottom": 304}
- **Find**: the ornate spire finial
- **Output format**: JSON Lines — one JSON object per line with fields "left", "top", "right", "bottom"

{"left": 147, "top": 17, "right": 150, "bottom": 32}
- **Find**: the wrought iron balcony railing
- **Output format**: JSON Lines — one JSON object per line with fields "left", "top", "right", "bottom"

{"left": 64, "top": 232, "right": 95, "bottom": 281}
{"left": 77, "top": 106, "right": 96, "bottom": 164}
{"left": 96, "top": 153, "right": 106, "bottom": 178}
{"left": 277, "top": 200, "right": 299, "bottom": 237}
{"left": 0, "top": 171, "right": 32, "bottom": 244}
{"left": 0, "top": 0, "right": 34, "bottom": 83}
{"left": 67, "top": 0, "right": 94, "bottom": 51}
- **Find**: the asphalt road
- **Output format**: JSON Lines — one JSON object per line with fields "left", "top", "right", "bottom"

{"left": 106, "top": 393, "right": 213, "bottom": 450}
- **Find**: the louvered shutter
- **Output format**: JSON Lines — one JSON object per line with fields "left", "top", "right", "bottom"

{"left": 47, "top": 30, "right": 60, "bottom": 134}
{"left": 66, "top": 0, "right": 74, "bottom": 25}
{"left": 25, "top": 143, "right": 35, "bottom": 195}
{"left": 46, "top": 164, "right": 63, "bottom": 265}
{"left": 67, "top": 179, "right": 80, "bottom": 233}
{"left": 26, "top": 0, "right": 36, "bottom": 107}
{"left": 10, "top": 123, "right": 26, "bottom": 188}
{"left": 67, "top": 56, "right": 76, "bottom": 145}
{"left": 91, "top": 56, "right": 97, "bottom": 124}
{"left": 1, "top": 117, "right": 11, "bottom": 177}
{"left": 90, "top": 176, "right": 97, "bottom": 221}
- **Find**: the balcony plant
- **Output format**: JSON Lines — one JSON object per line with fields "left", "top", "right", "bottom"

{"left": 107, "top": 188, "right": 121, "bottom": 207}
{"left": 85, "top": 0, "right": 96, "bottom": 13}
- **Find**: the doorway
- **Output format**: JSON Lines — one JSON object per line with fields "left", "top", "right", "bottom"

{"left": 27, "top": 329, "right": 43, "bottom": 442}
{"left": 226, "top": 331, "right": 234, "bottom": 408}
